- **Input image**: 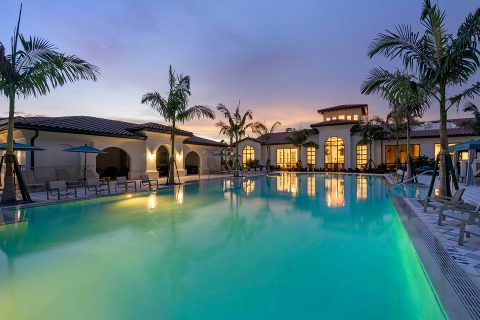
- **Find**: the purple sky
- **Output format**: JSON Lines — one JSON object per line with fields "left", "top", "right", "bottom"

{"left": 1, "top": 0, "right": 479, "bottom": 140}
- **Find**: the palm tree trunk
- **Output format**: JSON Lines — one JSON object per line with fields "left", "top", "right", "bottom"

{"left": 406, "top": 116, "right": 413, "bottom": 181}
{"left": 168, "top": 121, "right": 176, "bottom": 185}
{"left": 2, "top": 91, "right": 17, "bottom": 202}
{"left": 234, "top": 135, "right": 239, "bottom": 177}
{"left": 395, "top": 134, "right": 400, "bottom": 172}
{"left": 438, "top": 86, "right": 449, "bottom": 196}
{"left": 266, "top": 144, "right": 271, "bottom": 173}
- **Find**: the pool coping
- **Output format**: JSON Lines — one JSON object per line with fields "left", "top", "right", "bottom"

{"left": 387, "top": 179, "right": 480, "bottom": 320}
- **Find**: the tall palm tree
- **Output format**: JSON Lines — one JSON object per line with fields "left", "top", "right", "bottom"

{"left": 362, "top": 71, "right": 428, "bottom": 179}
{"left": 251, "top": 121, "right": 281, "bottom": 172}
{"left": 142, "top": 66, "right": 215, "bottom": 185}
{"left": 285, "top": 128, "right": 311, "bottom": 169}
{"left": 353, "top": 119, "right": 380, "bottom": 170}
{"left": 365, "top": 0, "right": 480, "bottom": 194}
{"left": 216, "top": 102, "right": 253, "bottom": 176}
{"left": 385, "top": 108, "right": 407, "bottom": 171}
{"left": 0, "top": 5, "right": 99, "bottom": 202}
{"left": 461, "top": 103, "right": 480, "bottom": 135}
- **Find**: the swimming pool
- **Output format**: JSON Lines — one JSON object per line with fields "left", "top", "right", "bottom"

{"left": 0, "top": 174, "right": 445, "bottom": 319}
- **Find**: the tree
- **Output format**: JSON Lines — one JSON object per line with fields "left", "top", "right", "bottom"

{"left": 362, "top": 71, "right": 428, "bottom": 179}
{"left": 251, "top": 121, "right": 281, "bottom": 172}
{"left": 0, "top": 5, "right": 99, "bottom": 202}
{"left": 285, "top": 128, "right": 312, "bottom": 169}
{"left": 460, "top": 103, "right": 480, "bottom": 135}
{"left": 353, "top": 119, "right": 381, "bottom": 170}
{"left": 216, "top": 102, "right": 253, "bottom": 176}
{"left": 374, "top": 110, "right": 407, "bottom": 171}
{"left": 365, "top": 0, "right": 480, "bottom": 195}
{"left": 142, "top": 66, "right": 215, "bottom": 185}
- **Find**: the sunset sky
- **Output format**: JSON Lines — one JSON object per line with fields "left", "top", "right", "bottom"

{"left": 1, "top": 0, "right": 479, "bottom": 140}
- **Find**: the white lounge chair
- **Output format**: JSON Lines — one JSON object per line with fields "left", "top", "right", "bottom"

{"left": 423, "top": 188, "right": 465, "bottom": 213}
{"left": 115, "top": 176, "right": 136, "bottom": 192}
{"left": 47, "top": 180, "right": 77, "bottom": 200}
{"left": 85, "top": 178, "right": 110, "bottom": 195}
{"left": 140, "top": 175, "right": 158, "bottom": 191}
{"left": 22, "top": 169, "right": 44, "bottom": 191}
{"left": 457, "top": 203, "right": 480, "bottom": 245}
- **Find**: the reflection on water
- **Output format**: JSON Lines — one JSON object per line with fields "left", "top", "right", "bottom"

{"left": 325, "top": 175, "right": 345, "bottom": 207}
{"left": 276, "top": 173, "right": 298, "bottom": 196}
{"left": 242, "top": 180, "right": 255, "bottom": 195}
{"left": 147, "top": 193, "right": 157, "bottom": 209}
{"left": 356, "top": 176, "right": 368, "bottom": 201}
{"left": 175, "top": 184, "right": 184, "bottom": 204}
{"left": 307, "top": 175, "right": 316, "bottom": 197}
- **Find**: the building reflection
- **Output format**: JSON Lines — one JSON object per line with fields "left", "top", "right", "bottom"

{"left": 174, "top": 184, "right": 184, "bottom": 204}
{"left": 242, "top": 179, "right": 255, "bottom": 195}
{"left": 276, "top": 173, "right": 298, "bottom": 196}
{"left": 356, "top": 176, "right": 368, "bottom": 201}
{"left": 325, "top": 175, "right": 345, "bottom": 207}
{"left": 307, "top": 175, "right": 316, "bottom": 197}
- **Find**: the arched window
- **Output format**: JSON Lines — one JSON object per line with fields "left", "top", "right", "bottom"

{"left": 356, "top": 144, "right": 368, "bottom": 169}
{"left": 324, "top": 136, "right": 345, "bottom": 169}
{"left": 242, "top": 146, "right": 255, "bottom": 166}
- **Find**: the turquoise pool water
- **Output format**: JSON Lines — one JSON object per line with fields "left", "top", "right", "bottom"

{"left": 0, "top": 174, "right": 445, "bottom": 319}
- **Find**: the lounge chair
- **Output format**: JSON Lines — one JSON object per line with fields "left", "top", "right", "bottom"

{"left": 55, "top": 168, "right": 81, "bottom": 187}
{"left": 47, "top": 180, "right": 77, "bottom": 200}
{"left": 115, "top": 176, "right": 137, "bottom": 192}
{"left": 140, "top": 175, "right": 158, "bottom": 191}
{"left": 22, "top": 169, "right": 44, "bottom": 191}
{"left": 423, "top": 188, "right": 465, "bottom": 213}
{"left": 457, "top": 203, "right": 480, "bottom": 245}
{"left": 85, "top": 178, "right": 110, "bottom": 195}
{"left": 437, "top": 201, "right": 478, "bottom": 226}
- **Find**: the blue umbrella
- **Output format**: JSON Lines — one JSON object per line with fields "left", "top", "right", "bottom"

{"left": 63, "top": 144, "right": 105, "bottom": 180}
{"left": 0, "top": 141, "right": 44, "bottom": 151}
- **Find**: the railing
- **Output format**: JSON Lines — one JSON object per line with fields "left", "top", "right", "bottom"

{"left": 389, "top": 170, "right": 433, "bottom": 190}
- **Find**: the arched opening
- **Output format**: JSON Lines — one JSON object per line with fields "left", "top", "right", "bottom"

{"left": 96, "top": 147, "right": 130, "bottom": 179}
{"left": 185, "top": 151, "right": 200, "bottom": 175}
{"left": 324, "top": 136, "right": 345, "bottom": 170}
{"left": 156, "top": 146, "right": 169, "bottom": 177}
{"left": 242, "top": 146, "right": 255, "bottom": 167}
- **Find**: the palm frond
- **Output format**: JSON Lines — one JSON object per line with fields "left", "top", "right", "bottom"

{"left": 448, "top": 82, "right": 480, "bottom": 108}
{"left": 177, "top": 105, "right": 215, "bottom": 123}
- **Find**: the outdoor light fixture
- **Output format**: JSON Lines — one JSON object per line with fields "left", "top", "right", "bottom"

{"left": 176, "top": 152, "right": 182, "bottom": 161}
{"left": 148, "top": 151, "right": 155, "bottom": 160}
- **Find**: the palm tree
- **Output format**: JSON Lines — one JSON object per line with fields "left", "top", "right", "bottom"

{"left": 142, "top": 66, "right": 215, "bottom": 185}
{"left": 365, "top": 0, "right": 480, "bottom": 195}
{"left": 251, "top": 121, "right": 281, "bottom": 172}
{"left": 461, "top": 103, "right": 480, "bottom": 135}
{"left": 216, "top": 102, "right": 253, "bottom": 176}
{"left": 362, "top": 71, "right": 428, "bottom": 179}
{"left": 380, "top": 109, "right": 407, "bottom": 171}
{"left": 353, "top": 119, "right": 380, "bottom": 170}
{"left": 0, "top": 5, "right": 99, "bottom": 202}
{"left": 285, "top": 128, "right": 311, "bottom": 169}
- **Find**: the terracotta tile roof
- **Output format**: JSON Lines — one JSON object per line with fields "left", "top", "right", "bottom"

{"left": 410, "top": 127, "right": 475, "bottom": 138}
{"left": 184, "top": 136, "right": 227, "bottom": 147}
{"left": 137, "top": 122, "right": 192, "bottom": 136}
{"left": 317, "top": 104, "right": 368, "bottom": 115}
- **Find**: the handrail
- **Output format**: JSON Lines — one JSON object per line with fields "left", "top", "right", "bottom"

{"left": 389, "top": 170, "right": 433, "bottom": 190}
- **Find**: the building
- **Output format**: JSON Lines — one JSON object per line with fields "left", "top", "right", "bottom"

{"left": 0, "top": 116, "right": 226, "bottom": 182}
{"left": 237, "top": 104, "right": 480, "bottom": 170}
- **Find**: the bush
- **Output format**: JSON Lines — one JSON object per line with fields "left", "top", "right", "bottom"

{"left": 412, "top": 156, "right": 434, "bottom": 168}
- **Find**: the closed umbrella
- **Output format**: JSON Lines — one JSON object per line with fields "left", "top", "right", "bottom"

{"left": 63, "top": 144, "right": 105, "bottom": 180}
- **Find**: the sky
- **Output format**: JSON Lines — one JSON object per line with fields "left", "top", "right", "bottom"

{"left": 1, "top": 0, "right": 479, "bottom": 140}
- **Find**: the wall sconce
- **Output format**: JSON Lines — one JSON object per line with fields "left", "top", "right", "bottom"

{"left": 148, "top": 151, "right": 155, "bottom": 160}
{"left": 176, "top": 152, "right": 183, "bottom": 161}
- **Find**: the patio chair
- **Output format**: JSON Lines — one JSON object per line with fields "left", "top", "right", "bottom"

{"left": 437, "top": 201, "right": 479, "bottom": 226}
{"left": 140, "top": 175, "right": 158, "bottom": 191}
{"left": 85, "top": 178, "right": 110, "bottom": 195}
{"left": 115, "top": 176, "right": 137, "bottom": 192}
{"left": 457, "top": 203, "right": 480, "bottom": 245}
{"left": 22, "top": 169, "right": 44, "bottom": 191}
{"left": 423, "top": 188, "right": 465, "bottom": 213}
{"left": 47, "top": 180, "right": 77, "bottom": 200}
{"left": 55, "top": 168, "right": 82, "bottom": 187}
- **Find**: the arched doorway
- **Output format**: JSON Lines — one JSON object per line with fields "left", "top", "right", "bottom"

{"left": 185, "top": 151, "right": 200, "bottom": 175}
{"left": 242, "top": 146, "right": 255, "bottom": 166}
{"left": 96, "top": 147, "right": 130, "bottom": 179}
{"left": 324, "top": 136, "right": 345, "bottom": 170}
{"left": 156, "top": 146, "right": 169, "bottom": 177}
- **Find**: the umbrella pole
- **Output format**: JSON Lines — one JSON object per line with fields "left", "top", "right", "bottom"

{"left": 84, "top": 152, "right": 87, "bottom": 181}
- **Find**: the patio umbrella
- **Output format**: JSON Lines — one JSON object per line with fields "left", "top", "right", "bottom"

{"left": 0, "top": 141, "right": 45, "bottom": 151}
{"left": 63, "top": 144, "right": 105, "bottom": 180}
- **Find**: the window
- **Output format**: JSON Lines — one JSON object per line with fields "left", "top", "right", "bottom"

{"left": 276, "top": 173, "right": 298, "bottom": 195}
{"left": 307, "top": 147, "right": 316, "bottom": 165}
{"left": 276, "top": 148, "right": 298, "bottom": 168}
{"left": 356, "top": 144, "right": 368, "bottom": 169}
{"left": 385, "top": 144, "right": 420, "bottom": 165}
{"left": 325, "top": 117, "right": 331, "bottom": 122}
{"left": 307, "top": 175, "right": 315, "bottom": 197}
{"left": 346, "top": 115, "right": 352, "bottom": 120}
{"left": 353, "top": 115, "right": 359, "bottom": 121}
{"left": 434, "top": 143, "right": 455, "bottom": 159}
{"left": 332, "top": 116, "right": 337, "bottom": 121}
{"left": 242, "top": 146, "right": 255, "bottom": 166}
{"left": 324, "top": 136, "right": 345, "bottom": 169}
{"left": 339, "top": 115, "right": 345, "bottom": 120}
{"left": 325, "top": 175, "right": 345, "bottom": 207}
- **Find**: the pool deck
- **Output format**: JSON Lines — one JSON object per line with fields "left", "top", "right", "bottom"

{"left": 388, "top": 174, "right": 480, "bottom": 320}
